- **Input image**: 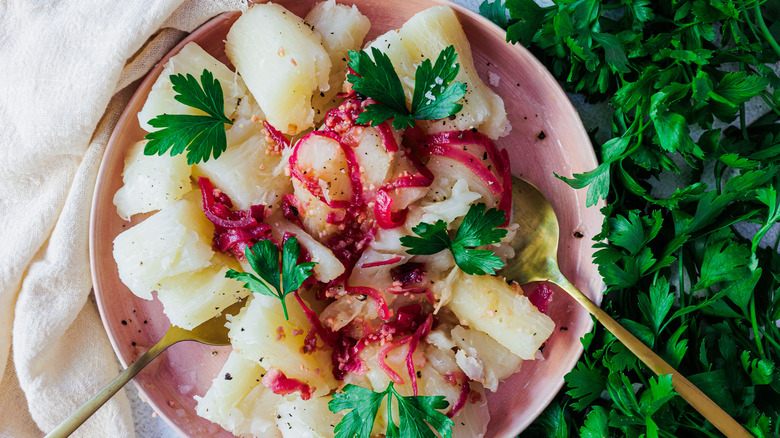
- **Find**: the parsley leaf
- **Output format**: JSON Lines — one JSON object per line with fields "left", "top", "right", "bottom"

{"left": 225, "top": 236, "right": 315, "bottom": 320}
{"left": 144, "top": 69, "right": 233, "bottom": 165}
{"left": 479, "top": 0, "right": 509, "bottom": 28}
{"left": 329, "top": 382, "right": 453, "bottom": 438}
{"left": 400, "top": 203, "right": 508, "bottom": 275}
{"left": 348, "top": 46, "right": 467, "bottom": 129}
{"left": 410, "top": 46, "right": 468, "bottom": 121}
{"left": 488, "top": 0, "right": 780, "bottom": 435}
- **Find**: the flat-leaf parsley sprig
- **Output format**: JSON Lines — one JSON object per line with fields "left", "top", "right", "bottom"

{"left": 328, "top": 382, "right": 454, "bottom": 438}
{"left": 347, "top": 45, "right": 468, "bottom": 130}
{"left": 226, "top": 236, "right": 316, "bottom": 320}
{"left": 144, "top": 69, "right": 233, "bottom": 165}
{"left": 480, "top": 0, "right": 780, "bottom": 436}
{"left": 401, "top": 203, "right": 508, "bottom": 275}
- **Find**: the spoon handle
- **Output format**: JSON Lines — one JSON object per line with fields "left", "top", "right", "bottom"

{"left": 553, "top": 275, "right": 752, "bottom": 438}
{"left": 45, "top": 327, "right": 181, "bottom": 438}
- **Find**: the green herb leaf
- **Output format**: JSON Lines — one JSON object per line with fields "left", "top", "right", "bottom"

{"left": 349, "top": 48, "right": 409, "bottom": 123}
{"left": 225, "top": 236, "right": 315, "bottom": 320}
{"left": 490, "top": 0, "right": 780, "bottom": 433}
{"left": 401, "top": 203, "right": 507, "bottom": 275}
{"left": 410, "top": 46, "right": 467, "bottom": 121}
{"left": 329, "top": 382, "right": 453, "bottom": 438}
{"left": 281, "top": 237, "right": 316, "bottom": 297}
{"left": 638, "top": 277, "right": 674, "bottom": 334}
{"left": 505, "top": 0, "right": 550, "bottom": 45}
{"left": 479, "top": 0, "right": 509, "bottom": 28}
{"left": 144, "top": 69, "right": 233, "bottom": 165}
{"left": 348, "top": 46, "right": 467, "bottom": 129}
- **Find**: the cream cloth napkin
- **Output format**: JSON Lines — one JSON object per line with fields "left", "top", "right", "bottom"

{"left": 0, "top": 1, "right": 246, "bottom": 436}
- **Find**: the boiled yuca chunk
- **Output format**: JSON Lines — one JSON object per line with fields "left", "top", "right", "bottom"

{"left": 265, "top": 214, "right": 345, "bottom": 283}
{"left": 193, "top": 131, "right": 291, "bottom": 210}
{"left": 195, "top": 351, "right": 283, "bottom": 438}
{"left": 452, "top": 384, "right": 490, "bottom": 438}
{"left": 306, "top": 0, "right": 370, "bottom": 121}
{"left": 451, "top": 325, "right": 522, "bottom": 392}
{"left": 275, "top": 396, "right": 343, "bottom": 438}
{"left": 113, "top": 140, "right": 192, "bottom": 220}
{"left": 155, "top": 253, "right": 249, "bottom": 330}
{"left": 137, "top": 42, "right": 247, "bottom": 132}
{"left": 226, "top": 3, "right": 331, "bottom": 135}
{"left": 228, "top": 294, "right": 337, "bottom": 398}
{"left": 113, "top": 197, "right": 214, "bottom": 300}
{"left": 396, "top": 6, "right": 510, "bottom": 139}
{"left": 446, "top": 270, "right": 554, "bottom": 359}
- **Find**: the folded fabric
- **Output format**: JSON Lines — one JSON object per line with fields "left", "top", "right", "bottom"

{"left": 0, "top": 1, "right": 246, "bottom": 436}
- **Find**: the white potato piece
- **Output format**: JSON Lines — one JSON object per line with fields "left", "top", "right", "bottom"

{"left": 306, "top": 0, "right": 371, "bottom": 121}
{"left": 193, "top": 131, "right": 291, "bottom": 210}
{"left": 421, "top": 154, "right": 501, "bottom": 209}
{"left": 452, "top": 383, "right": 490, "bottom": 438}
{"left": 226, "top": 3, "right": 331, "bottom": 134}
{"left": 113, "top": 140, "right": 192, "bottom": 220}
{"left": 266, "top": 213, "right": 345, "bottom": 283}
{"left": 275, "top": 396, "right": 343, "bottom": 438}
{"left": 421, "top": 343, "right": 464, "bottom": 407}
{"left": 195, "top": 351, "right": 283, "bottom": 438}
{"left": 113, "top": 197, "right": 214, "bottom": 300}
{"left": 348, "top": 247, "right": 408, "bottom": 291}
{"left": 418, "top": 179, "right": 482, "bottom": 226}
{"left": 137, "top": 42, "right": 247, "bottom": 132}
{"left": 155, "top": 253, "right": 249, "bottom": 330}
{"left": 422, "top": 342, "right": 490, "bottom": 434}
{"left": 451, "top": 325, "right": 522, "bottom": 392}
{"left": 446, "top": 269, "right": 554, "bottom": 359}
{"left": 228, "top": 294, "right": 337, "bottom": 397}
{"left": 319, "top": 294, "right": 368, "bottom": 332}
{"left": 397, "top": 6, "right": 510, "bottom": 139}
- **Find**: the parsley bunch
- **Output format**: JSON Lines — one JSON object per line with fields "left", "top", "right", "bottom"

{"left": 347, "top": 45, "right": 468, "bottom": 129}
{"left": 482, "top": 0, "right": 780, "bottom": 436}
{"left": 226, "top": 236, "right": 316, "bottom": 320}
{"left": 328, "top": 382, "right": 454, "bottom": 438}
{"left": 400, "top": 203, "right": 508, "bottom": 275}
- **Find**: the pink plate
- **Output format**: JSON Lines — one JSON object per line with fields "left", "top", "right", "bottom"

{"left": 90, "top": 1, "right": 604, "bottom": 437}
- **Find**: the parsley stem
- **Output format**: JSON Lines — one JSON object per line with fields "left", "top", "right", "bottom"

{"left": 739, "top": 102, "right": 748, "bottom": 141}
{"left": 755, "top": 4, "right": 780, "bottom": 58}
{"left": 714, "top": 161, "right": 724, "bottom": 196}
{"left": 280, "top": 296, "right": 290, "bottom": 320}
{"left": 774, "top": 226, "right": 780, "bottom": 252}
{"left": 749, "top": 296, "right": 767, "bottom": 359}
{"left": 759, "top": 92, "right": 780, "bottom": 117}
{"left": 386, "top": 382, "right": 396, "bottom": 429}
{"left": 631, "top": 363, "right": 649, "bottom": 389}
{"left": 758, "top": 325, "right": 780, "bottom": 355}
{"left": 678, "top": 246, "right": 687, "bottom": 312}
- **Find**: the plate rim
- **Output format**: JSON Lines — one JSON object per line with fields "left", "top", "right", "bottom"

{"left": 89, "top": 1, "right": 604, "bottom": 437}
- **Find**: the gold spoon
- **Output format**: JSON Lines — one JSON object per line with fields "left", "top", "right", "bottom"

{"left": 45, "top": 301, "right": 243, "bottom": 438}
{"left": 501, "top": 176, "right": 752, "bottom": 438}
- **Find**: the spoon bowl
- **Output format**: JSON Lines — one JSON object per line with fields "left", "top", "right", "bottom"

{"left": 502, "top": 176, "right": 752, "bottom": 438}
